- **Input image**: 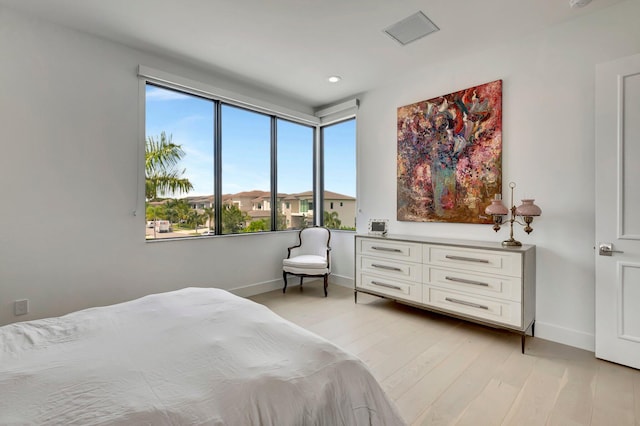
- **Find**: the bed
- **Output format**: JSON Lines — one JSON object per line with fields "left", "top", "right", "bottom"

{"left": 0, "top": 287, "right": 405, "bottom": 425}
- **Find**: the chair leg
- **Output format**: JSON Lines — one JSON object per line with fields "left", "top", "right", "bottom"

{"left": 283, "top": 271, "right": 288, "bottom": 293}
{"left": 323, "top": 275, "right": 328, "bottom": 297}
{"left": 299, "top": 276, "right": 303, "bottom": 287}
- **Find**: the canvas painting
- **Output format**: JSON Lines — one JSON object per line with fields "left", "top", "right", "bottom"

{"left": 397, "top": 80, "right": 502, "bottom": 224}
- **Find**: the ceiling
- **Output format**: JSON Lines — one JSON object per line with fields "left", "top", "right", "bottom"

{"left": 0, "top": 0, "right": 627, "bottom": 108}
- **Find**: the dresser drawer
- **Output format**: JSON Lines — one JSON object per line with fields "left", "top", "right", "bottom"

{"left": 424, "top": 287, "right": 522, "bottom": 327}
{"left": 425, "top": 245, "right": 522, "bottom": 277}
{"left": 357, "top": 238, "right": 422, "bottom": 262}
{"left": 358, "top": 273, "right": 422, "bottom": 303}
{"left": 358, "top": 255, "right": 422, "bottom": 283}
{"left": 424, "top": 266, "right": 522, "bottom": 302}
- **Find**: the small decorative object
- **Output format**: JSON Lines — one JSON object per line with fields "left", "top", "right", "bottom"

{"left": 368, "top": 219, "right": 389, "bottom": 236}
{"left": 397, "top": 80, "right": 502, "bottom": 224}
{"left": 485, "top": 182, "right": 542, "bottom": 246}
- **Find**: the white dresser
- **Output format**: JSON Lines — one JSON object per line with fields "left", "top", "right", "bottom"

{"left": 355, "top": 234, "right": 535, "bottom": 352}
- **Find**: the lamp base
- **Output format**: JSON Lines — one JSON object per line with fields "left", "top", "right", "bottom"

{"left": 502, "top": 239, "right": 522, "bottom": 247}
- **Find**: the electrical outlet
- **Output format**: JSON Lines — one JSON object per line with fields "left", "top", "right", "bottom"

{"left": 14, "top": 299, "right": 29, "bottom": 316}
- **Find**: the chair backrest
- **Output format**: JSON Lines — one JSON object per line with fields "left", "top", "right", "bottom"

{"left": 296, "top": 226, "right": 331, "bottom": 257}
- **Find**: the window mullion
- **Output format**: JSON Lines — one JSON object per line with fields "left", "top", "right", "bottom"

{"left": 316, "top": 125, "right": 323, "bottom": 227}
{"left": 270, "top": 116, "right": 277, "bottom": 231}
{"left": 214, "top": 101, "right": 222, "bottom": 234}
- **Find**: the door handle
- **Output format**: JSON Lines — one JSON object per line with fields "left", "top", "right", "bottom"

{"left": 599, "top": 243, "right": 624, "bottom": 256}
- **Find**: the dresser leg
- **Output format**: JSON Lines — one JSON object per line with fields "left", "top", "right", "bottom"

{"left": 521, "top": 321, "right": 535, "bottom": 354}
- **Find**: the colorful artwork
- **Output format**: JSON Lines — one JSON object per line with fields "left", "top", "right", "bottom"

{"left": 397, "top": 80, "right": 502, "bottom": 224}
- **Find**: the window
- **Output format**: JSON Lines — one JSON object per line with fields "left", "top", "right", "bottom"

{"left": 144, "top": 81, "right": 316, "bottom": 239}
{"left": 145, "top": 84, "right": 214, "bottom": 240}
{"left": 277, "top": 119, "right": 314, "bottom": 230}
{"left": 321, "top": 118, "right": 356, "bottom": 230}
{"left": 221, "top": 105, "right": 270, "bottom": 234}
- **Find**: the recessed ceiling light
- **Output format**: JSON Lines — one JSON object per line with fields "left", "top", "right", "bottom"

{"left": 327, "top": 76, "right": 342, "bottom": 83}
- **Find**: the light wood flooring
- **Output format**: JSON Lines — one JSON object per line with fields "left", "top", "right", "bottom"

{"left": 250, "top": 283, "right": 640, "bottom": 426}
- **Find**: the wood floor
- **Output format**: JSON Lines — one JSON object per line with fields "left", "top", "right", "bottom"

{"left": 249, "top": 283, "right": 640, "bottom": 426}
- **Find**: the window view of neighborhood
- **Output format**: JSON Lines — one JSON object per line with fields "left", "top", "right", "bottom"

{"left": 145, "top": 84, "right": 355, "bottom": 240}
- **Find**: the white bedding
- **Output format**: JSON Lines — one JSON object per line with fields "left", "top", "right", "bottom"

{"left": 0, "top": 288, "right": 405, "bottom": 425}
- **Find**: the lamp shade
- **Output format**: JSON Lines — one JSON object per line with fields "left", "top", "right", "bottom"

{"left": 485, "top": 198, "right": 508, "bottom": 216}
{"left": 515, "top": 199, "right": 541, "bottom": 216}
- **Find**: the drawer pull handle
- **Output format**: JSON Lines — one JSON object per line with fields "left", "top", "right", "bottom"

{"left": 372, "top": 264, "right": 403, "bottom": 272}
{"left": 371, "top": 246, "right": 403, "bottom": 253}
{"left": 445, "top": 255, "right": 490, "bottom": 264}
{"left": 445, "top": 276, "right": 489, "bottom": 287}
{"left": 371, "top": 281, "right": 402, "bottom": 291}
{"left": 445, "top": 297, "right": 489, "bottom": 310}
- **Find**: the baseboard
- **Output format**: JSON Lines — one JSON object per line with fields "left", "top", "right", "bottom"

{"left": 229, "top": 279, "right": 283, "bottom": 298}
{"left": 229, "top": 275, "right": 354, "bottom": 298}
{"left": 534, "top": 321, "right": 595, "bottom": 352}
{"left": 328, "top": 274, "right": 354, "bottom": 289}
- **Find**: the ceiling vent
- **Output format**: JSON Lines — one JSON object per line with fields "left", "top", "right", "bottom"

{"left": 384, "top": 11, "right": 439, "bottom": 46}
{"left": 569, "top": 0, "right": 592, "bottom": 7}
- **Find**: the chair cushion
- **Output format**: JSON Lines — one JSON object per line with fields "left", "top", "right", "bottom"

{"left": 283, "top": 255, "right": 327, "bottom": 269}
{"left": 283, "top": 266, "right": 329, "bottom": 276}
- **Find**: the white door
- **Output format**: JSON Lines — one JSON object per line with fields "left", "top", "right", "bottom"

{"left": 595, "top": 53, "right": 640, "bottom": 369}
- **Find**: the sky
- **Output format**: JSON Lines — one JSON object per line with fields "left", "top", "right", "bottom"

{"left": 145, "top": 84, "right": 356, "bottom": 198}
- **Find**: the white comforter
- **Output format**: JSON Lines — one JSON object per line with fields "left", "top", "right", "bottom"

{"left": 0, "top": 288, "right": 405, "bottom": 425}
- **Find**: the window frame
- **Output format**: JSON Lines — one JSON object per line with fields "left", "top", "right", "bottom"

{"left": 139, "top": 66, "right": 356, "bottom": 240}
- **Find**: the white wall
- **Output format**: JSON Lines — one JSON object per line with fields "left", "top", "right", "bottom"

{"left": 356, "top": 0, "right": 640, "bottom": 351}
{"left": 0, "top": 7, "right": 354, "bottom": 326}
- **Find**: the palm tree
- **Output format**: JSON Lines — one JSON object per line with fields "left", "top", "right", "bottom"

{"left": 165, "top": 198, "right": 191, "bottom": 227}
{"left": 145, "top": 131, "right": 193, "bottom": 201}
{"left": 203, "top": 207, "right": 214, "bottom": 230}
{"left": 186, "top": 211, "right": 207, "bottom": 234}
{"left": 145, "top": 204, "right": 166, "bottom": 222}
{"left": 145, "top": 204, "right": 166, "bottom": 239}
{"left": 324, "top": 211, "right": 341, "bottom": 229}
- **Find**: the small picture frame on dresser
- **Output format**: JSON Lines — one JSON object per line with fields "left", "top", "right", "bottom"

{"left": 368, "top": 219, "right": 388, "bottom": 236}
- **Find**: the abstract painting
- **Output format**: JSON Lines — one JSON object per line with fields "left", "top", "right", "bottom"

{"left": 397, "top": 80, "right": 502, "bottom": 224}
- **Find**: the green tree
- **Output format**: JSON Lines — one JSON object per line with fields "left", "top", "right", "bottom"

{"left": 164, "top": 205, "right": 180, "bottom": 224}
{"left": 202, "top": 207, "right": 214, "bottom": 231}
{"left": 165, "top": 198, "right": 191, "bottom": 227}
{"left": 145, "top": 204, "right": 166, "bottom": 221}
{"left": 222, "top": 204, "right": 249, "bottom": 234}
{"left": 186, "top": 210, "right": 207, "bottom": 233}
{"left": 244, "top": 219, "right": 269, "bottom": 232}
{"left": 145, "top": 131, "right": 194, "bottom": 200}
{"left": 324, "top": 211, "right": 341, "bottom": 229}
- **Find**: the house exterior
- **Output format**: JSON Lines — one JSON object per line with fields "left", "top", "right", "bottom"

{"left": 288, "top": 191, "right": 356, "bottom": 229}
{"left": 187, "top": 195, "right": 215, "bottom": 210}
{"left": 184, "top": 190, "right": 355, "bottom": 230}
